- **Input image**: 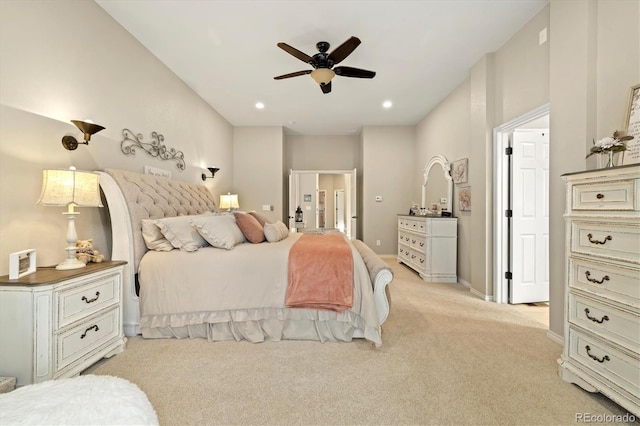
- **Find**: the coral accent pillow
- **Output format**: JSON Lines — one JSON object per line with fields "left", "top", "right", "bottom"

{"left": 234, "top": 212, "right": 265, "bottom": 243}
{"left": 248, "top": 211, "right": 273, "bottom": 227}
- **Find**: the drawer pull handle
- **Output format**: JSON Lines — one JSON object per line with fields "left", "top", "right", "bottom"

{"left": 411, "top": 240, "right": 416, "bottom": 244}
{"left": 81, "top": 291, "right": 100, "bottom": 304}
{"left": 80, "top": 325, "right": 99, "bottom": 339}
{"left": 419, "top": 242, "right": 424, "bottom": 247}
{"left": 585, "top": 345, "right": 610, "bottom": 363}
{"left": 585, "top": 271, "right": 609, "bottom": 285}
{"left": 587, "top": 233, "right": 612, "bottom": 245}
{"left": 584, "top": 308, "right": 609, "bottom": 324}
{"left": 420, "top": 259, "right": 424, "bottom": 264}
{"left": 596, "top": 193, "right": 604, "bottom": 199}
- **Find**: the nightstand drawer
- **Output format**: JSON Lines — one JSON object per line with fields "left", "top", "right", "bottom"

{"left": 56, "top": 307, "right": 120, "bottom": 371}
{"left": 571, "top": 222, "right": 640, "bottom": 264}
{"left": 569, "top": 328, "right": 639, "bottom": 397}
{"left": 569, "top": 293, "right": 640, "bottom": 350}
{"left": 57, "top": 272, "right": 120, "bottom": 328}
{"left": 572, "top": 179, "right": 636, "bottom": 211}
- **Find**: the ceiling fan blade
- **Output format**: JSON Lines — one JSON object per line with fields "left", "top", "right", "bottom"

{"left": 327, "top": 36, "right": 361, "bottom": 65}
{"left": 334, "top": 66, "right": 376, "bottom": 79}
{"left": 320, "top": 81, "right": 332, "bottom": 94}
{"left": 274, "top": 70, "right": 312, "bottom": 80}
{"left": 277, "top": 42, "right": 313, "bottom": 63}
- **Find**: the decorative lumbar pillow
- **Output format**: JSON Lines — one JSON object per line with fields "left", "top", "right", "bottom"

{"left": 264, "top": 221, "right": 290, "bottom": 243}
{"left": 234, "top": 212, "right": 265, "bottom": 243}
{"left": 248, "top": 211, "right": 273, "bottom": 227}
{"left": 191, "top": 215, "right": 245, "bottom": 249}
{"left": 141, "top": 219, "right": 175, "bottom": 251}
{"left": 155, "top": 215, "right": 208, "bottom": 252}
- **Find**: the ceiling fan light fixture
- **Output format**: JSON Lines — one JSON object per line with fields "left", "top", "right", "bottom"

{"left": 310, "top": 68, "right": 335, "bottom": 85}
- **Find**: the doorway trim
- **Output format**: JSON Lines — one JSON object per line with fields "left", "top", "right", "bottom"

{"left": 493, "top": 103, "right": 550, "bottom": 304}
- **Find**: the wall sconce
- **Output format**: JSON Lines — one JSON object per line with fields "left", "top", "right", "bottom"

{"left": 61, "top": 119, "right": 106, "bottom": 151}
{"left": 201, "top": 167, "right": 220, "bottom": 181}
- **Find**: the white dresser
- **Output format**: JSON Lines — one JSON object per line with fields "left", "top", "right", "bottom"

{"left": 0, "top": 261, "right": 127, "bottom": 386}
{"left": 397, "top": 215, "right": 457, "bottom": 283}
{"left": 559, "top": 165, "right": 639, "bottom": 416}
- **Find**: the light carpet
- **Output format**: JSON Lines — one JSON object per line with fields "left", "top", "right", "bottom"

{"left": 85, "top": 257, "right": 634, "bottom": 425}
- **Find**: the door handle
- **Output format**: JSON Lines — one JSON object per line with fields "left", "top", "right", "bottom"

{"left": 352, "top": 216, "right": 358, "bottom": 219}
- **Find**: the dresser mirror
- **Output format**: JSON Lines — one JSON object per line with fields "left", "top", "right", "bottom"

{"left": 421, "top": 154, "right": 453, "bottom": 214}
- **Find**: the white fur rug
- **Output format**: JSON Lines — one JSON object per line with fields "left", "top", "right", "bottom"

{"left": 0, "top": 375, "right": 158, "bottom": 425}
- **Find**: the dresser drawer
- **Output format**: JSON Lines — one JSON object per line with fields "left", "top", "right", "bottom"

{"left": 409, "top": 235, "right": 425, "bottom": 252}
{"left": 569, "top": 293, "right": 640, "bottom": 351}
{"left": 56, "top": 307, "right": 120, "bottom": 371}
{"left": 571, "top": 222, "right": 640, "bottom": 264}
{"left": 398, "top": 246, "right": 411, "bottom": 262}
{"left": 569, "top": 328, "right": 639, "bottom": 398}
{"left": 569, "top": 258, "right": 640, "bottom": 308}
{"left": 398, "top": 231, "right": 411, "bottom": 246}
{"left": 57, "top": 272, "right": 120, "bottom": 329}
{"left": 572, "top": 179, "right": 636, "bottom": 211}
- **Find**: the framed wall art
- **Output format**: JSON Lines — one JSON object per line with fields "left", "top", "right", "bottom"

{"left": 452, "top": 158, "right": 468, "bottom": 184}
{"left": 622, "top": 83, "right": 640, "bottom": 165}
{"left": 458, "top": 186, "right": 471, "bottom": 212}
{"left": 9, "top": 249, "right": 36, "bottom": 279}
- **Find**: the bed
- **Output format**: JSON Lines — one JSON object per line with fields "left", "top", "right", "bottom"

{"left": 97, "top": 168, "right": 392, "bottom": 346}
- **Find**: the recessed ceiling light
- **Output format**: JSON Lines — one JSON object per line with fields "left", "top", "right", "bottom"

{"left": 255, "top": 102, "right": 265, "bottom": 109}
{"left": 382, "top": 100, "right": 393, "bottom": 109}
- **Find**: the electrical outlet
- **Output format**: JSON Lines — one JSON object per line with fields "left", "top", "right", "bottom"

{"left": 375, "top": 195, "right": 383, "bottom": 202}
{"left": 376, "top": 240, "right": 381, "bottom": 246}
{"left": 440, "top": 198, "right": 447, "bottom": 205}
{"left": 262, "top": 205, "right": 271, "bottom": 211}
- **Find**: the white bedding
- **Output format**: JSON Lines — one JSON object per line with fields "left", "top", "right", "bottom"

{"left": 137, "top": 232, "right": 382, "bottom": 345}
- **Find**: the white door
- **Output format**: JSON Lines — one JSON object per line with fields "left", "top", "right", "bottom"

{"left": 335, "top": 190, "right": 345, "bottom": 231}
{"left": 349, "top": 169, "right": 357, "bottom": 240}
{"left": 510, "top": 130, "right": 549, "bottom": 304}
{"left": 288, "top": 170, "right": 297, "bottom": 230}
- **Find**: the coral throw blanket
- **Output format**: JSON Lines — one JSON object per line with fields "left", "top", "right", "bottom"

{"left": 286, "top": 233, "right": 354, "bottom": 312}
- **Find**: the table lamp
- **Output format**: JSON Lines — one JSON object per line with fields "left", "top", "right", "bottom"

{"left": 36, "top": 167, "right": 103, "bottom": 270}
{"left": 219, "top": 193, "right": 239, "bottom": 212}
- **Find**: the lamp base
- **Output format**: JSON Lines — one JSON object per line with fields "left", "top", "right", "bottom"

{"left": 55, "top": 258, "right": 86, "bottom": 270}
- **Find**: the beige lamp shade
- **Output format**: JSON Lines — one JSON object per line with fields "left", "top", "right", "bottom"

{"left": 219, "top": 193, "right": 239, "bottom": 210}
{"left": 36, "top": 169, "right": 103, "bottom": 208}
{"left": 310, "top": 68, "right": 335, "bottom": 84}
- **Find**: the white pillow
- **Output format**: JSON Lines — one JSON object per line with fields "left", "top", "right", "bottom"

{"left": 264, "top": 221, "right": 290, "bottom": 243}
{"left": 141, "top": 219, "right": 174, "bottom": 251}
{"left": 191, "top": 214, "right": 245, "bottom": 249}
{"left": 155, "top": 215, "right": 208, "bottom": 252}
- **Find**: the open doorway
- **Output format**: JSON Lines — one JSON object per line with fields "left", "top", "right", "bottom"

{"left": 288, "top": 169, "right": 357, "bottom": 239}
{"left": 494, "top": 104, "right": 550, "bottom": 308}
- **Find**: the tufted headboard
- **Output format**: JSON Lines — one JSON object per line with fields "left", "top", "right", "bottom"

{"left": 102, "top": 168, "right": 217, "bottom": 272}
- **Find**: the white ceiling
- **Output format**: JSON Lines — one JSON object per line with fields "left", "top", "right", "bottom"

{"left": 96, "top": 0, "right": 547, "bottom": 136}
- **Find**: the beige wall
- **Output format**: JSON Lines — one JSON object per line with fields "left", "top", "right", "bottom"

{"left": 285, "top": 134, "right": 362, "bottom": 171}
{"left": 0, "top": 0, "right": 233, "bottom": 274}
{"left": 548, "top": 0, "right": 639, "bottom": 337}
{"left": 232, "top": 127, "right": 285, "bottom": 221}
{"left": 361, "top": 126, "right": 415, "bottom": 255}
{"left": 414, "top": 0, "right": 639, "bottom": 340}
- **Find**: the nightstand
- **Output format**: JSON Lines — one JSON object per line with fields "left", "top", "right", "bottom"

{"left": 0, "top": 261, "right": 127, "bottom": 386}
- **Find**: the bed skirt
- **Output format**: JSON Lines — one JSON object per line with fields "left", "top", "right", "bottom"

{"left": 140, "top": 307, "right": 381, "bottom": 345}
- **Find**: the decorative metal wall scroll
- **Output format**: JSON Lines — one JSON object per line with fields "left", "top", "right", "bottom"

{"left": 121, "top": 129, "right": 185, "bottom": 171}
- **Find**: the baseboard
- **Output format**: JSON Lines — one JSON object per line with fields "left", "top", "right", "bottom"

{"left": 469, "top": 286, "right": 493, "bottom": 301}
{"left": 546, "top": 329, "right": 563, "bottom": 345}
{"left": 458, "top": 278, "right": 470, "bottom": 288}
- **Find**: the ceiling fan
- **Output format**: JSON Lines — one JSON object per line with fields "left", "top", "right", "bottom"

{"left": 274, "top": 36, "right": 376, "bottom": 94}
